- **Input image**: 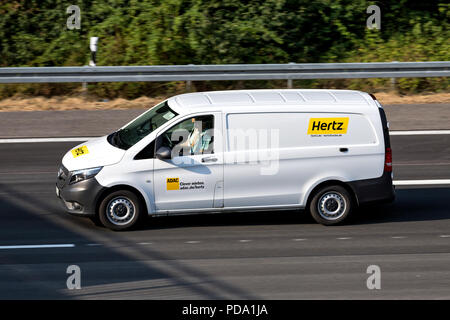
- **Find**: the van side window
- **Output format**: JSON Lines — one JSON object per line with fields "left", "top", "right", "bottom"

{"left": 157, "top": 115, "right": 214, "bottom": 157}
{"left": 134, "top": 140, "right": 155, "bottom": 160}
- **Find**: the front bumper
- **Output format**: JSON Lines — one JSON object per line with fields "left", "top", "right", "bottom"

{"left": 56, "top": 173, "right": 105, "bottom": 217}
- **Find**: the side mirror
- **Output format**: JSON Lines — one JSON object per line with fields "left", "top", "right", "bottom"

{"left": 155, "top": 146, "right": 171, "bottom": 160}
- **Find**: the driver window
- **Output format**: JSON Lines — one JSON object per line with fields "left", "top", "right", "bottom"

{"left": 157, "top": 115, "right": 214, "bottom": 157}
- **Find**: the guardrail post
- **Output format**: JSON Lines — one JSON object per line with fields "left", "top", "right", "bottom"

{"left": 186, "top": 64, "right": 193, "bottom": 92}
{"left": 81, "top": 81, "right": 87, "bottom": 95}
{"left": 287, "top": 62, "right": 294, "bottom": 89}
{"left": 287, "top": 79, "right": 292, "bottom": 89}
{"left": 391, "top": 61, "right": 398, "bottom": 92}
{"left": 81, "top": 65, "right": 89, "bottom": 96}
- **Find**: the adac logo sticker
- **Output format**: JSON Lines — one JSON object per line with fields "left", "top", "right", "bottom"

{"left": 166, "top": 178, "right": 205, "bottom": 191}
{"left": 166, "top": 178, "right": 180, "bottom": 190}
{"left": 307, "top": 117, "right": 349, "bottom": 135}
{"left": 71, "top": 145, "right": 89, "bottom": 158}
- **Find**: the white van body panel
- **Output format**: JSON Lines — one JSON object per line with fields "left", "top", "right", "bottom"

{"left": 59, "top": 89, "right": 389, "bottom": 216}
{"left": 95, "top": 157, "right": 157, "bottom": 215}
{"left": 222, "top": 110, "right": 383, "bottom": 208}
{"left": 62, "top": 136, "right": 126, "bottom": 171}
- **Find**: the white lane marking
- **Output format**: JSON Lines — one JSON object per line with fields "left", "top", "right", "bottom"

{"left": 0, "top": 137, "right": 96, "bottom": 143}
{"left": 239, "top": 240, "right": 252, "bottom": 243}
{"left": 390, "top": 130, "right": 450, "bottom": 135}
{"left": 439, "top": 235, "right": 450, "bottom": 238}
{"left": 337, "top": 237, "right": 352, "bottom": 240}
{"left": 0, "top": 244, "right": 75, "bottom": 250}
{"left": 391, "top": 236, "right": 407, "bottom": 239}
{"left": 292, "top": 238, "right": 307, "bottom": 241}
{"left": 137, "top": 242, "right": 152, "bottom": 245}
{"left": 394, "top": 162, "right": 450, "bottom": 166}
{"left": 86, "top": 243, "right": 102, "bottom": 247}
{"left": 394, "top": 179, "right": 450, "bottom": 186}
{"left": 185, "top": 241, "right": 200, "bottom": 244}
{"left": 0, "top": 130, "right": 449, "bottom": 144}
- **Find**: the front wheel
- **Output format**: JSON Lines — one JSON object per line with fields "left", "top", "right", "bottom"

{"left": 98, "top": 190, "right": 143, "bottom": 231}
{"left": 309, "top": 185, "right": 353, "bottom": 226}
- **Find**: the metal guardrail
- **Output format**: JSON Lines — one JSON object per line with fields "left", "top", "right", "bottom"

{"left": 0, "top": 62, "right": 449, "bottom": 83}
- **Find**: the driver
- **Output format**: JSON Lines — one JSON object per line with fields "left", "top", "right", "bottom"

{"left": 179, "top": 118, "right": 213, "bottom": 155}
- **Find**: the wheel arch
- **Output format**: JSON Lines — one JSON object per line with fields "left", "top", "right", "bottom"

{"left": 95, "top": 184, "right": 150, "bottom": 217}
{"left": 305, "top": 179, "right": 358, "bottom": 209}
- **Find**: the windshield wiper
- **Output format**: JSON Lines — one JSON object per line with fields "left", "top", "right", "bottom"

{"left": 116, "top": 129, "right": 132, "bottom": 150}
{"left": 107, "top": 130, "right": 128, "bottom": 150}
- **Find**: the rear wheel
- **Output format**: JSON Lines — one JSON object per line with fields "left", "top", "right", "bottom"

{"left": 309, "top": 185, "right": 353, "bottom": 225}
{"left": 98, "top": 190, "right": 143, "bottom": 231}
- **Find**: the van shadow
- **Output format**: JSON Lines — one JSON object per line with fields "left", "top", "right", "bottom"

{"left": 140, "top": 209, "right": 315, "bottom": 230}
{"left": 138, "top": 187, "right": 450, "bottom": 230}
{"left": 350, "top": 187, "right": 450, "bottom": 225}
{"left": 0, "top": 182, "right": 256, "bottom": 299}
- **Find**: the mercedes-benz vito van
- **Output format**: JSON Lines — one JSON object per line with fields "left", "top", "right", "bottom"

{"left": 56, "top": 89, "right": 395, "bottom": 230}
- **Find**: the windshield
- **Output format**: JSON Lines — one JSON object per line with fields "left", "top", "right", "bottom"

{"left": 108, "top": 101, "right": 178, "bottom": 150}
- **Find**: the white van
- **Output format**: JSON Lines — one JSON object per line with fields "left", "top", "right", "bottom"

{"left": 56, "top": 89, "right": 395, "bottom": 230}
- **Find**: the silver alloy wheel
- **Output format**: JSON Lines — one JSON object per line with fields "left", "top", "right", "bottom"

{"left": 317, "top": 192, "right": 347, "bottom": 221}
{"left": 106, "top": 197, "right": 136, "bottom": 226}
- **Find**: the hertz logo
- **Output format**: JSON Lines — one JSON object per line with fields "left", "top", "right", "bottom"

{"left": 166, "top": 177, "right": 180, "bottom": 190}
{"left": 307, "top": 117, "right": 349, "bottom": 135}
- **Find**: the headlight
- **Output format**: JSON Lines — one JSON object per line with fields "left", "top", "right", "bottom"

{"left": 69, "top": 166, "right": 103, "bottom": 185}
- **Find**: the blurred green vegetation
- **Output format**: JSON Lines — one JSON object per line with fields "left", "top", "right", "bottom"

{"left": 0, "top": 0, "right": 448, "bottom": 99}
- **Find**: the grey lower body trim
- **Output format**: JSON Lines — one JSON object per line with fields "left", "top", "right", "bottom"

{"left": 154, "top": 204, "right": 304, "bottom": 217}
{"left": 56, "top": 177, "right": 105, "bottom": 217}
{"left": 348, "top": 171, "right": 396, "bottom": 206}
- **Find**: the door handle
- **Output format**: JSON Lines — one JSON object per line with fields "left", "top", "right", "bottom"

{"left": 202, "top": 156, "right": 218, "bottom": 163}
{"left": 339, "top": 147, "right": 349, "bottom": 152}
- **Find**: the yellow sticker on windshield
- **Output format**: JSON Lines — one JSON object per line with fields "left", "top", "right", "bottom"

{"left": 72, "top": 145, "right": 89, "bottom": 158}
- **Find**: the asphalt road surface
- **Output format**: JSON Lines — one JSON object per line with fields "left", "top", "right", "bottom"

{"left": 0, "top": 135, "right": 449, "bottom": 299}
{"left": 0, "top": 103, "right": 449, "bottom": 138}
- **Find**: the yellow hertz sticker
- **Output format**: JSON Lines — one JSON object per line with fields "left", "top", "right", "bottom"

{"left": 166, "top": 178, "right": 180, "bottom": 191}
{"left": 307, "top": 117, "right": 349, "bottom": 135}
{"left": 71, "top": 145, "right": 89, "bottom": 158}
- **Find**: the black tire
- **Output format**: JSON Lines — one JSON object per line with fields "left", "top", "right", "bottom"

{"left": 98, "top": 190, "right": 143, "bottom": 231}
{"left": 309, "top": 185, "right": 353, "bottom": 226}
